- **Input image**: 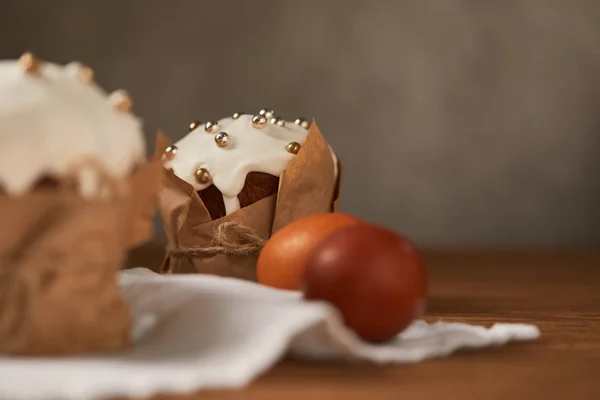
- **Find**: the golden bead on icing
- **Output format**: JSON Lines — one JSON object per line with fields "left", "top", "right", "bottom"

{"left": 295, "top": 118, "right": 310, "bottom": 129}
{"left": 232, "top": 112, "right": 244, "bottom": 120}
{"left": 189, "top": 121, "right": 202, "bottom": 131}
{"left": 286, "top": 142, "right": 301, "bottom": 155}
{"left": 204, "top": 121, "right": 219, "bottom": 133}
{"left": 77, "top": 65, "right": 94, "bottom": 84}
{"left": 194, "top": 167, "right": 211, "bottom": 184}
{"left": 252, "top": 115, "right": 267, "bottom": 128}
{"left": 259, "top": 108, "right": 275, "bottom": 119}
{"left": 19, "top": 52, "right": 41, "bottom": 75}
{"left": 109, "top": 90, "right": 133, "bottom": 112}
{"left": 164, "top": 145, "right": 177, "bottom": 160}
{"left": 214, "top": 132, "right": 230, "bottom": 147}
{"left": 270, "top": 117, "right": 285, "bottom": 127}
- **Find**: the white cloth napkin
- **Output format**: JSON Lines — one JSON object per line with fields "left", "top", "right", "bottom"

{"left": 0, "top": 268, "right": 540, "bottom": 400}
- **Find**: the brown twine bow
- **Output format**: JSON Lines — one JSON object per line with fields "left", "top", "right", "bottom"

{"left": 167, "top": 222, "right": 267, "bottom": 258}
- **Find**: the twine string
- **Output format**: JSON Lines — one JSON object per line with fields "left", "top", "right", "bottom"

{"left": 167, "top": 222, "right": 266, "bottom": 258}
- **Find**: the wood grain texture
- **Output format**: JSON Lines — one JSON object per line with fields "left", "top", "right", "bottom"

{"left": 127, "top": 245, "right": 600, "bottom": 400}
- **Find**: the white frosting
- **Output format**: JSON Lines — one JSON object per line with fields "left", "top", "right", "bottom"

{"left": 0, "top": 59, "right": 145, "bottom": 196}
{"left": 165, "top": 114, "right": 337, "bottom": 215}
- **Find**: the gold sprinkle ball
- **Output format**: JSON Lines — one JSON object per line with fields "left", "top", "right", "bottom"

{"left": 232, "top": 112, "right": 244, "bottom": 120}
{"left": 194, "top": 167, "right": 211, "bottom": 184}
{"left": 270, "top": 117, "right": 285, "bottom": 127}
{"left": 204, "top": 121, "right": 219, "bottom": 133}
{"left": 19, "top": 52, "right": 41, "bottom": 75}
{"left": 259, "top": 108, "right": 275, "bottom": 119}
{"left": 189, "top": 121, "right": 202, "bottom": 131}
{"left": 214, "top": 132, "right": 230, "bottom": 147}
{"left": 77, "top": 65, "right": 94, "bottom": 84}
{"left": 295, "top": 118, "right": 310, "bottom": 130}
{"left": 110, "top": 90, "right": 133, "bottom": 112}
{"left": 252, "top": 115, "right": 267, "bottom": 128}
{"left": 164, "top": 145, "right": 177, "bottom": 160}
{"left": 286, "top": 142, "right": 301, "bottom": 155}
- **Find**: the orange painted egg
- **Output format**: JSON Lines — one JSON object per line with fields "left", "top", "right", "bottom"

{"left": 257, "top": 213, "right": 364, "bottom": 290}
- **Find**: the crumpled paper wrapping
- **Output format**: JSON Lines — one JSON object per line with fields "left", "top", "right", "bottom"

{"left": 0, "top": 157, "right": 161, "bottom": 356}
{"left": 158, "top": 121, "right": 342, "bottom": 280}
{"left": 0, "top": 268, "right": 540, "bottom": 400}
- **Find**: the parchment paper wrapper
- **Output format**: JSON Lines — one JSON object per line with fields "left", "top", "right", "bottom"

{"left": 158, "top": 121, "right": 342, "bottom": 281}
{"left": 0, "top": 157, "right": 161, "bottom": 356}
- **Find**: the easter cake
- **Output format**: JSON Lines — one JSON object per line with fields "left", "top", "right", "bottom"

{"left": 0, "top": 53, "right": 160, "bottom": 356}
{"left": 158, "top": 109, "right": 341, "bottom": 279}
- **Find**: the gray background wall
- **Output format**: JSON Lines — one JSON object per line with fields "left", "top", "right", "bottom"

{"left": 1, "top": 0, "right": 599, "bottom": 247}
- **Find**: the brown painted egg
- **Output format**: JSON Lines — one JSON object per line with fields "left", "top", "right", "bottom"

{"left": 257, "top": 213, "right": 364, "bottom": 290}
{"left": 302, "top": 223, "right": 428, "bottom": 342}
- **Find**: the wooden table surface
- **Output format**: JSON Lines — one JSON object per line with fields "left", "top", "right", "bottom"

{"left": 129, "top": 246, "right": 600, "bottom": 400}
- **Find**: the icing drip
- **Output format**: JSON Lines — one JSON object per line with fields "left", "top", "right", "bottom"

{"left": 0, "top": 59, "right": 145, "bottom": 196}
{"left": 223, "top": 195, "right": 242, "bottom": 215}
{"left": 166, "top": 114, "right": 336, "bottom": 215}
